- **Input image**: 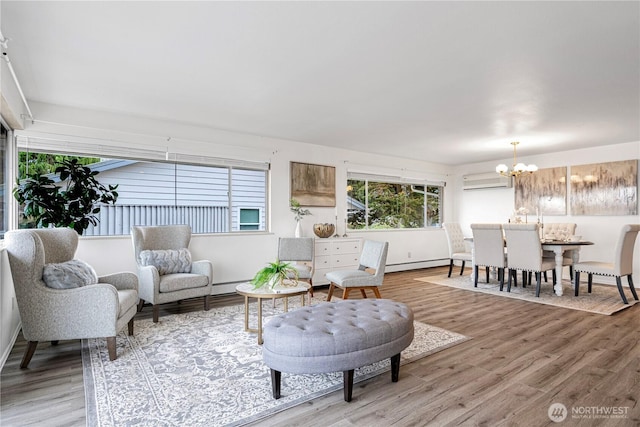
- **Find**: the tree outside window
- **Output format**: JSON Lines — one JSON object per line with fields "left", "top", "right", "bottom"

{"left": 347, "top": 179, "right": 441, "bottom": 230}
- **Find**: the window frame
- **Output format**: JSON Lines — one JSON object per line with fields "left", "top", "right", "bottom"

{"left": 346, "top": 172, "right": 443, "bottom": 231}
{"left": 14, "top": 134, "right": 270, "bottom": 236}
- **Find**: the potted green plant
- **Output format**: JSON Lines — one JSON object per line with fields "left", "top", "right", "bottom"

{"left": 250, "top": 260, "right": 299, "bottom": 289}
{"left": 13, "top": 158, "right": 119, "bottom": 235}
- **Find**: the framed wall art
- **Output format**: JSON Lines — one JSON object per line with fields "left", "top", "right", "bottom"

{"left": 290, "top": 161, "right": 336, "bottom": 207}
{"left": 570, "top": 159, "right": 638, "bottom": 215}
{"left": 514, "top": 166, "right": 567, "bottom": 216}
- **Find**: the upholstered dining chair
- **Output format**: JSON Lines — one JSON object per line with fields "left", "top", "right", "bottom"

{"left": 543, "top": 223, "right": 577, "bottom": 280}
{"left": 326, "top": 240, "right": 389, "bottom": 301}
{"left": 5, "top": 228, "right": 138, "bottom": 368}
{"left": 131, "top": 225, "right": 213, "bottom": 322}
{"left": 278, "top": 237, "right": 314, "bottom": 296}
{"left": 443, "top": 223, "right": 472, "bottom": 277}
{"left": 503, "top": 223, "right": 557, "bottom": 297}
{"left": 573, "top": 224, "right": 640, "bottom": 304}
{"left": 471, "top": 223, "right": 507, "bottom": 290}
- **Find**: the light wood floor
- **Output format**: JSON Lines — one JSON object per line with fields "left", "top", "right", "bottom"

{"left": 2, "top": 267, "right": 639, "bottom": 426}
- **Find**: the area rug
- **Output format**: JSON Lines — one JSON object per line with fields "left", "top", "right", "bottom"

{"left": 415, "top": 274, "right": 638, "bottom": 315}
{"left": 82, "top": 296, "right": 469, "bottom": 426}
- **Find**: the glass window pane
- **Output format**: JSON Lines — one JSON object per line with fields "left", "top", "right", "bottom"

{"left": 347, "top": 177, "right": 442, "bottom": 230}
{"left": 16, "top": 150, "right": 267, "bottom": 235}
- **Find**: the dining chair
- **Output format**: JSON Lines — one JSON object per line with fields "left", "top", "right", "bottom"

{"left": 471, "top": 224, "right": 507, "bottom": 290}
{"left": 325, "top": 240, "right": 389, "bottom": 301}
{"left": 503, "top": 223, "right": 556, "bottom": 297}
{"left": 573, "top": 224, "right": 640, "bottom": 304}
{"left": 542, "top": 223, "right": 577, "bottom": 280}
{"left": 278, "top": 237, "right": 314, "bottom": 296}
{"left": 443, "top": 223, "right": 472, "bottom": 277}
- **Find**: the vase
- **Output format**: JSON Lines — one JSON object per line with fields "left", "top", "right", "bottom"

{"left": 295, "top": 221, "right": 301, "bottom": 238}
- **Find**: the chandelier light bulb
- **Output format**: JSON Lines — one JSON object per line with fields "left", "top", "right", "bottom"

{"left": 495, "top": 141, "right": 537, "bottom": 178}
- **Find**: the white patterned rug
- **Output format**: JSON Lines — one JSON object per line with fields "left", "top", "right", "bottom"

{"left": 82, "top": 296, "right": 469, "bottom": 426}
{"left": 416, "top": 274, "right": 638, "bottom": 315}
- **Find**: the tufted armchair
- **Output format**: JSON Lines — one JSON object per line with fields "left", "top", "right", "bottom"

{"left": 5, "top": 228, "right": 138, "bottom": 368}
{"left": 131, "top": 225, "right": 213, "bottom": 322}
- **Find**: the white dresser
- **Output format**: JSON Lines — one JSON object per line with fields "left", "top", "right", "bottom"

{"left": 313, "top": 238, "right": 362, "bottom": 286}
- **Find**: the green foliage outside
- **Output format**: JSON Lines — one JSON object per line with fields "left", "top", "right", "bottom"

{"left": 14, "top": 155, "right": 118, "bottom": 234}
{"left": 18, "top": 152, "right": 100, "bottom": 179}
{"left": 347, "top": 180, "right": 441, "bottom": 230}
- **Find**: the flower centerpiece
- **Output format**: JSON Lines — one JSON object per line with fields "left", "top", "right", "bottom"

{"left": 290, "top": 198, "right": 311, "bottom": 237}
{"left": 250, "top": 260, "right": 299, "bottom": 289}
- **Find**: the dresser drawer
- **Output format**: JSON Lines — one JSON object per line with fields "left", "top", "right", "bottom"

{"left": 332, "top": 253, "right": 360, "bottom": 267}
{"left": 332, "top": 241, "right": 360, "bottom": 255}
{"left": 314, "top": 255, "right": 331, "bottom": 270}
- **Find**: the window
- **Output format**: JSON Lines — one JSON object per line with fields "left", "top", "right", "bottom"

{"left": 239, "top": 208, "right": 260, "bottom": 230}
{"left": 347, "top": 174, "right": 442, "bottom": 230}
{"left": 16, "top": 141, "right": 269, "bottom": 235}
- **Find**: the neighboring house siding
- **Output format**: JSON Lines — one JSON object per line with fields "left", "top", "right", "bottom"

{"left": 80, "top": 161, "right": 266, "bottom": 235}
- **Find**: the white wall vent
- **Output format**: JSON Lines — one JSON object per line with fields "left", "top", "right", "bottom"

{"left": 462, "top": 172, "right": 513, "bottom": 190}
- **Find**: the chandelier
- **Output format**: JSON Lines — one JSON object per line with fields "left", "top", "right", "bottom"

{"left": 495, "top": 141, "right": 538, "bottom": 177}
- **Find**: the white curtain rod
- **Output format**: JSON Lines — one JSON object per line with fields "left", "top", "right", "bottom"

{"left": 1, "top": 32, "right": 34, "bottom": 122}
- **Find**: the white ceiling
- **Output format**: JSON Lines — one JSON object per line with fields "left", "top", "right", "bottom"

{"left": 2, "top": 1, "right": 639, "bottom": 165}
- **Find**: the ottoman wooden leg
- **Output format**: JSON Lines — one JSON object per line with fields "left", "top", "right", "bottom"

{"left": 391, "top": 353, "right": 401, "bottom": 382}
{"left": 271, "top": 369, "right": 281, "bottom": 399}
{"left": 344, "top": 369, "right": 354, "bottom": 402}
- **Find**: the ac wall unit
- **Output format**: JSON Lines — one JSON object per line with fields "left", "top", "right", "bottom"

{"left": 462, "top": 172, "right": 513, "bottom": 190}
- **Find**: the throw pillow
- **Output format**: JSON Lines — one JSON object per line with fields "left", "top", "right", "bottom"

{"left": 42, "top": 259, "right": 99, "bottom": 289}
{"left": 139, "top": 248, "right": 192, "bottom": 275}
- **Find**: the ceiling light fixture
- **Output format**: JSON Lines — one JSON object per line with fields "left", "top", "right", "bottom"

{"left": 495, "top": 141, "right": 538, "bottom": 177}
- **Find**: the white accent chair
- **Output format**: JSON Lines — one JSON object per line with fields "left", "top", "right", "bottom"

{"left": 5, "top": 228, "right": 138, "bottom": 368}
{"left": 471, "top": 224, "right": 507, "bottom": 290}
{"left": 131, "top": 225, "right": 213, "bottom": 322}
{"left": 573, "top": 224, "right": 640, "bottom": 304}
{"left": 326, "top": 240, "right": 389, "bottom": 301}
{"left": 443, "top": 223, "right": 472, "bottom": 277}
{"left": 278, "top": 237, "right": 314, "bottom": 296}
{"left": 503, "top": 223, "right": 557, "bottom": 297}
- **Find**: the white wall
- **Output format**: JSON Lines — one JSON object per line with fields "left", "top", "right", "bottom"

{"left": 453, "top": 141, "right": 640, "bottom": 283}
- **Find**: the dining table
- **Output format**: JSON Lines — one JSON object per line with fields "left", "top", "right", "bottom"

{"left": 465, "top": 237, "right": 594, "bottom": 296}
{"left": 540, "top": 240, "right": 594, "bottom": 296}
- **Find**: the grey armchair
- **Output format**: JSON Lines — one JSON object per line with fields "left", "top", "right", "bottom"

{"left": 5, "top": 228, "right": 138, "bottom": 368}
{"left": 131, "top": 225, "right": 213, "bottom": 322}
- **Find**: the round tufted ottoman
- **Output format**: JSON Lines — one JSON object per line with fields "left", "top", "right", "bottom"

{"left": 262, "top": 299, "right": 414, "bottom": 402}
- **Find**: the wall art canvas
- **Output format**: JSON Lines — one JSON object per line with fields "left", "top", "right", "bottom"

{"left": 290, "top": 161, "right": 336, "bottom": 207}
{"left": 570, "top": 160, "right": 638, "bottom": 216}
{"left": 514, "top": 166, "right": 567, "bottom": 216}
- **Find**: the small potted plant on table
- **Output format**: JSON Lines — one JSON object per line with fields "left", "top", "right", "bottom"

{"left": 251, "top": 260, "right": 300, "bottom": 290}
